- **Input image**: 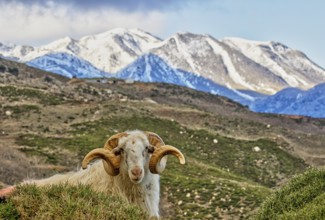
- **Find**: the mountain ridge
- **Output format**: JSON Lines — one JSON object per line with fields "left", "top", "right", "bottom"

{"left": 1, "top": 28, "right": 324, "bottom": 95}
{"left": 1, "top": 28, "right": 325, "bottom": 118}
{"left": 116, "top": 53, "right": 262, "bottom": 105}
{"left": 252, "top": 83, "right": 325, "bottom": 118}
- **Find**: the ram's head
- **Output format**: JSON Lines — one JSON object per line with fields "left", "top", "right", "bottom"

{"left": 82, "top": 131, "right": 185, "bottom": 184}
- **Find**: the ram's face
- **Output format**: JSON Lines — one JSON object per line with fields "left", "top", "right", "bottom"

{"left": 116, "top": 134, "right": 154, "bottom": 184}
{"left": 82, "top": 131, "right": 186, "bottom": 183}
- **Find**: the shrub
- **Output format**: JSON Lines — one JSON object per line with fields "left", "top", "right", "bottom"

{"left": 0, "top": 65, "right": 6, "bottom": 73}
{"left": 8, "top": 67, "right": 19, "bottom": 76}
{"left": 253, "top": 168, "right": 325, "bottom": 220}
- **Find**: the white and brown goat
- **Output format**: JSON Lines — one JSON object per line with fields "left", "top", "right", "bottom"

{"left": 0, "top": 130, "right": 185, "bottom": 218}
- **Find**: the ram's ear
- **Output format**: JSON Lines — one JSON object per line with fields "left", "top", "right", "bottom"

{"left": 107, "top": 138, "right": 118, "bottom": 148}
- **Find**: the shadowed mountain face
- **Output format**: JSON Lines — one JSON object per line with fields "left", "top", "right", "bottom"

{"left": 116, "top": 53, "right": 262, "bottom": 106}
{"left": 251, "top": 83, "right": 325, "bottom": 118}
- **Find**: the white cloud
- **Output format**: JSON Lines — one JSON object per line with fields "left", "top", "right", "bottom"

{"left": 0, "top": 1, "right": 167, "bottom": 45}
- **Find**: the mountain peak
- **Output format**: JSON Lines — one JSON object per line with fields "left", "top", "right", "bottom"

{"left": 42, "top": 36, "right": 78, "bottom": 51}
{"left": 1, "top": 28, "right": 325, "bottom": 99}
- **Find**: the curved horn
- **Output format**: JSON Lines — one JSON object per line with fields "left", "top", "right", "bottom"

{"left": 82, "top": 148, "right": 121, "bottom": 176}
{"left": 145, "top": 131, "right": 165, "bottom": 147}
{"left": 149, "top": 145, "right": 186, "bottom": 174}
{"left": 103, "top": 132, "right": 128, "bottom": 150}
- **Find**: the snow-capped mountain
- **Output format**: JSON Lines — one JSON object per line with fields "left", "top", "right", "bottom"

{"left": 116, "top": 53, "right": 260, "bottom": 105}
{"left": 1, "top": 28, "right": 325, "bottom": 117}
{"left": 1, "top": 28, "right": 324, "bottom": 95}
{"left": 222, "top": 38, "right": 325, "bottom": 90}
{"left": 0, "top": 28, "right": 161, "bottom": 73}
{"left": 250, "top": 83, "right": 325, "bottom": 118}
{"left": 152, "top": 33, "right": 325, "bottom": 94}
{"left": 0, "top": 42, "right": 34, "bottom": 61}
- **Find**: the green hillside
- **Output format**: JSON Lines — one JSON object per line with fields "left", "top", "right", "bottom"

{"left": 254, "top": 168, "right": 325, "bottom": 220}
{"left": 1, "top": 58, "right": 324, "bottom": 219}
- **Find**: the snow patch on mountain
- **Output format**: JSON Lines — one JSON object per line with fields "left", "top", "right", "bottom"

{"left": 77, "top": 28, "right": 162, "bottom": 73}
{"left": 207, "top": 38, "right": 255, "bottom": 91}
{"left": 222, "top": 38, "right": 323, "bottom": 89}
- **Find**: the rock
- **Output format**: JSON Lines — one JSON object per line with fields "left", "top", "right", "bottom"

{"left": 125, "top": 79, "right": 134, "bottom": 84}
{"left": 5, "top": 110, "right": 12, "bottom": 116}
{"left": 143, "top": 98, "right": 157, "bottom": 104}
{"left": 105, "top": 89, "right": 113, "bottom": 94}
{"left": 253, "top": 146, "right": 261, "bottom": 152}
{"left": 120, "top": 96, "right": 128, "bottom": 102}
{"left": 213, "top": 139, "right": 218, "bottom": 144}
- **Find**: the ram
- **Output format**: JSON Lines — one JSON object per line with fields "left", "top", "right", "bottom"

{"left": 0, "top": 130, "right": 185, "bottom": 218}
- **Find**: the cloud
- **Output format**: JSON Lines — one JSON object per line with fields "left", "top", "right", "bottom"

{"left": 2, "top": 0, "right": 189, "bottom": 11}
{"left": 0, "top": 1, "right": 167, "bottom": 45}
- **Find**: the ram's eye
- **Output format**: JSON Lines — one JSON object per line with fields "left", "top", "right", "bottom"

{"left": 113, "top": 148, "right": 123, "bottom": 156}
{"left": 147, "top": 145, "right": 155, "bottom": 153}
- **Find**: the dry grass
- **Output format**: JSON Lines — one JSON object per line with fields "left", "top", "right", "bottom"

{"left": 0, "top": 184, "right": 147, "bottom": 220}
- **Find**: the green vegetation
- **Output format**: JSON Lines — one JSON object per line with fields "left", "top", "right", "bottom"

{"left": 17, "top": 115, "right": 306, "bottom": 187}
{"left": 0, "top": 85, "right": 64, "bottom": 105}
{"left": 15, "top": 114, "right": 308, "bottom": 219}
{"left": 8, "top": 67, "right": 19, "bottom": 76}
{"left": 72, "top": 115, "right": 307, "bottom": 187}
{"left": 162, "top": 159, "right": 270, "bottom": 219}
{"left": 254, "top": 168, "right": 325, "bottom": 220}
{"left": 1, "top": 69, "right": 320, "bottom": 219}
{"left": 0, "top": 65, "right": 6, "bottom": 73}
{"left": 3, "top": 104, "right": 40, "bottom": 116}
{"left": 0, "top": 184, "right": 147, "bottom": 220}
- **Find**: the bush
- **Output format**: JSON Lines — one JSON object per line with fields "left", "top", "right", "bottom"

{"left": 0, "top": 65, "right": 6, "bottom": 73}
{"left": 253, "top": 168, "right": 325, "bottom": 220}
{"left": 8, "top": 67, "right": 19, "bottom": 76}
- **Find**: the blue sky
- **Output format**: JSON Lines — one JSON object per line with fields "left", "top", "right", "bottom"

{"left": 0, "top": 0, "right": 324, "bottom": 68}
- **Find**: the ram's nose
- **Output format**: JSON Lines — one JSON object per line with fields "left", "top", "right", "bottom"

{"left": 131, "top": 167, "right": 143, "bottom": 178}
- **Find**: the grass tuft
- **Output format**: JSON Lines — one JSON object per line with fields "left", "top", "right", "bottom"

{"left": 0, "top": 184, "right": 147, "bottom": 220}
{"left": 253, "top": 168, "right": 325, "bottom": 220}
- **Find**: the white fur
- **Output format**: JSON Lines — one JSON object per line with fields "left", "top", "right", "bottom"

{"left": 25, "top": 130, "right": 162, "bottom": 218}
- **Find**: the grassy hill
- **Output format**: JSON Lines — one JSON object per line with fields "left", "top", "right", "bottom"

{"left": 0, "top": 57, "right": 324, "bottom": 219}
{"left": 254, "top": 168, "right": 325, "bottom": 220}
{"left": 0, "top": 184, "right": 147, "bottom": 220}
